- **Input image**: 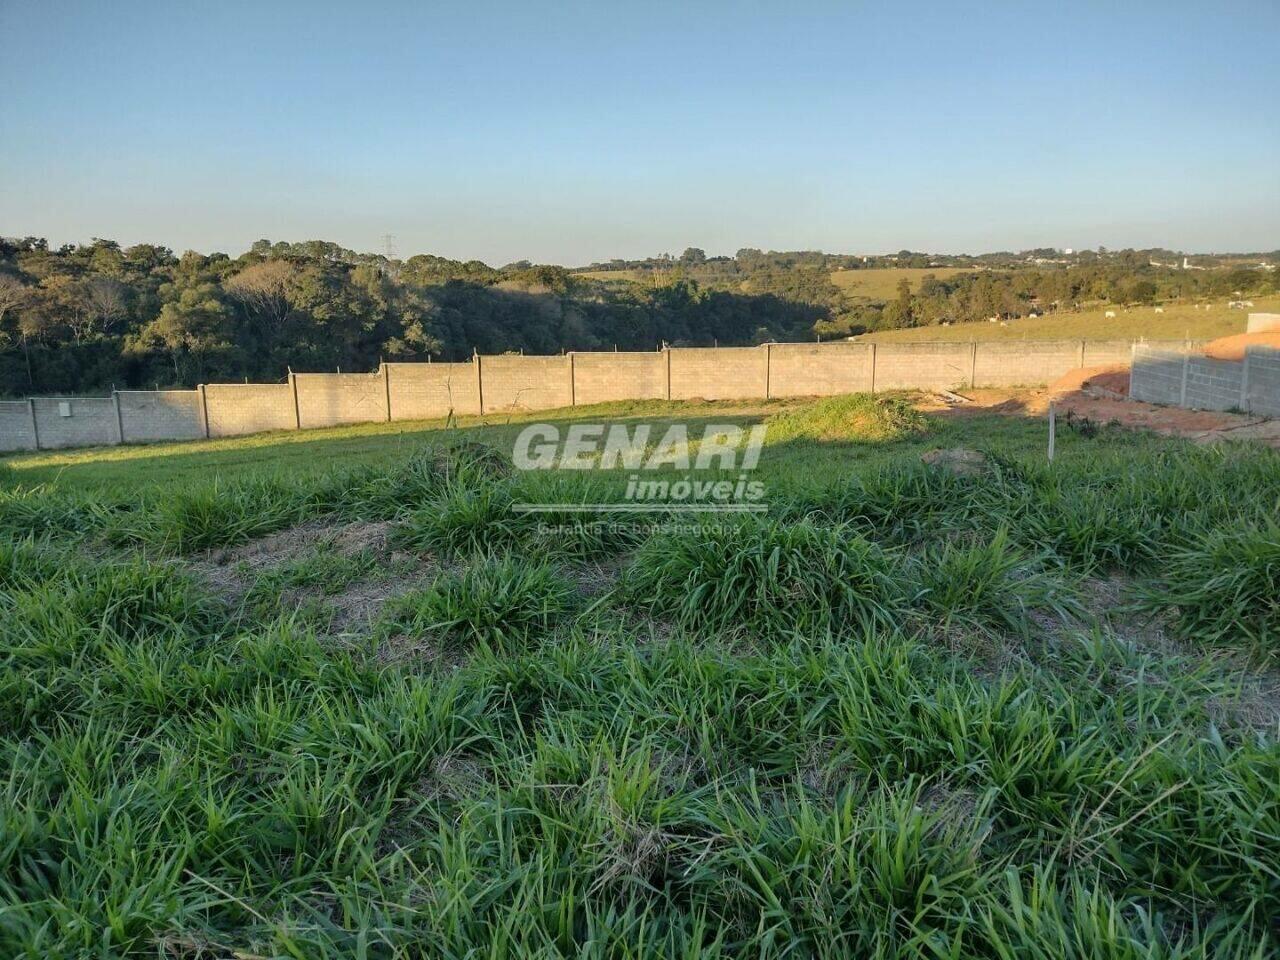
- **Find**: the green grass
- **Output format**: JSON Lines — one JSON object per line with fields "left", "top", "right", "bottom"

{"left": 1, "top": 395, "right": 1279, "bottom": 956}
{"left": 828, "top": 265, "right": 976, "bottom": 299}
{"left": 861, "top": 297, "right": 1280, "bottom": 343}
{"left": 764, "top": 393, "right": 927, "bottom": 444}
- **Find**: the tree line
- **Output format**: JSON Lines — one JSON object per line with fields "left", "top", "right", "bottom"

{"left": 0, "top": 239, "right": 823, "bottom": 396}
{"left": 1, "top": 237, "right": 1275, "bottom": 396}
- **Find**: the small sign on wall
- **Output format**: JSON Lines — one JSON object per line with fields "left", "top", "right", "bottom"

{"left": 58, "top": 401, "right": 72, "bottom": 418}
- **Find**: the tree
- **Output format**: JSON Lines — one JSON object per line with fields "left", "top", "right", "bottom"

{"left": 139, "top": 282, "right": 233, "bottom": 382}
{"left": 224, "top": 260, "right": 297, "bottom": 345}
{"left": 680, "top": 247, "right": 707, "bottom": 265}
{"left": 83, "top": 276, "right": 129, "bottom": 334}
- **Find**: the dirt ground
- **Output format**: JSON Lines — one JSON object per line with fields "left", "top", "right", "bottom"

{"left": 918, "top": 386, "right": 1280, "bottom": 448}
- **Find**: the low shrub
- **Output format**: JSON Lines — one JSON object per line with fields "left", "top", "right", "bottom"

{"left": 106, "top": 477, "right": 308, "bottom": 553}
{"left": 1139, "top": 520, "right": 1280, "bottom": 655}
{"left": 623, "top": 518, "right": 906, "bottom": 634}
{"left": 393, "top": 479, "right": 523, "bottom": 558}
{"left": 766, "top": 393, "right": 927, "bottom": 444}
{"left": 380, "top": 554, "right": 575, "bottom": 646}
{"left": 915, "top": 527, "right": 1076, "bottom": 634}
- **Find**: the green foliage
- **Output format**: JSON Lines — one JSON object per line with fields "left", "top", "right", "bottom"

{"left": 765, "top": 393, "right": 927, "bottom": 444}
{"left": 393, "top": 478, "right": 524, "bottom": 558}
{"left": 916, "top": 527, "right": 1076, "bottom": 633}
{"left": 380, "top": 554, "right": 575, "bottom": 646}
{"left": 1139, "top": 520, "right": 1280, "bottom": 655}
{"left": 624, "top": 518, "right": 907, "bottom": 634}
{"left": 107, "top": 477, "right": 310, "bottom": 552}
{"left": 1, "top": 403, "right": 1279, "bottom": 956}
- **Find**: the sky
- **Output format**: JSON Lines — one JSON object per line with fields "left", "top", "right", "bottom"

{"left": 2, "top": 0, "right": 1278, "bottom": 265}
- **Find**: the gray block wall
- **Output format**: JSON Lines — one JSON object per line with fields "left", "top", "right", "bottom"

{"left": 1245, "top": 347, "right": 1280, "bottom": 417}
{"left": 873, "top": 342, "right": 972, "bottom": 390}
{"left": 767, "top": 342, "right": 874, "bottom": 397}
{"left": 117, "top": 390, "right": 204, "bottom": 442}
{"left": 3, "top": 338, "right": 1274, "bottom": 454}
{"left": 1128, "top": 348, "right": 1187, "bottom": 405}
{"left": 668, "top": 347, "right": 769, "bottom": 400}
{"left": 386, "top": 362, "right": 480, "bottom": 420}
{"left": 573, "top": 352, "right": 667, "bottom": 405}
{"left": 481, "top": 355, "right": 573, "bottom": 413}
{"left": 1183, "top": 356, "right": 1246, "bottom": 411}
{"left": 972, "top": 340, "right": 1080, "bottom": 387}
{"left": 204, "top": 383, "right": 296, "bottom": 437}
{"left": 0, "top": 401, "right": 38, "bottom": 452}
{"left": 294, "top": 372, "right": 388, "bottom": 428}
{"left": 31, "top": 397, "right": 121, "bottom": 449}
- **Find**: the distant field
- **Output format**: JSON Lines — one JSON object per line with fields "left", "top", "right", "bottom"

{"left": 579, "top": 266, "right": 981, "bottom": 299}
{"left": 862, "top": 298, "right": 1279, "bottom": 343}
{"left": 577, "top": 269, "right": 648, "bottom": 282}
{"left": 829, "top": 266, "right": 976, "bottom": 299}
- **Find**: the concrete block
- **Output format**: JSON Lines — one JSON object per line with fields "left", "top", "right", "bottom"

{"left": 117, "top": 390, "right": 204, "bottom": 442}
{"left": 294, "top": 372, "right": 388, "bottom": 428}
{"left": 0, "top": 401, "right": 38, "bottom": 452}
{"left": 669, "top": 347, "right": 768, "bottom": 400}
{"left": 480, "top": 355, "right": 573, "bottom": 413}
{"left": 767, "top": 342, "right": 873, "bottom": 397}
{"left": 386, "top": 362, "right": 480, "bottom": 420}
{"left": 31, "top": 397, "right": 120, "bottom": 449}
{"left": 204, "top": 383, "right": 297, "bottom": 437}
{"left": 572, "top": 352, "right": 667, "bottom": 405}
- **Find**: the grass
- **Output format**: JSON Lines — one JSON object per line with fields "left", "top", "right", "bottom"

{"left": 861, "top": 297, "right": 1280, "bottom": 343}
{"left": 379, "top": 554, "right": 577, "bottom": 648}
{"left": 828, "top": 265, "right": 976, "bottom": 299}
{"left": 764, "top": 393, "right": 927, "bottom": 444}
{"left": 1, "top": 395, "right": 1279, "bottom": 956}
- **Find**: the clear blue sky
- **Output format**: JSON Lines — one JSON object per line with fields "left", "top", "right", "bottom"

{"left": 2, "top": 0, "right": 1277, "bottom": 264}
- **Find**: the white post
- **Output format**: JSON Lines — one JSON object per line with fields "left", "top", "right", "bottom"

{"left": 1240, "top": 349, "right": 1251, "bottom": 414}
{"left": 111, "top": 390, "right": 124, "bottom": 444}
{"left": 27, "top": 397, "right": 40, "bottom": 450}
{"left": 1047, "top": 401, "right": 1056, "bottom": 463}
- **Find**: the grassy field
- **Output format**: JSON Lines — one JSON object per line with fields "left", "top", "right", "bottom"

{"left": 862, "top": 298, "right": 1280, "bottom": 343}
{"left": 2, "top": 395, "right": 1279, "bottom": 957}
{"left": 577, "top": 266, "right": 977, "bottom": 301}
{"left": 828, "top": 266, "right": 975, "bottom": 299}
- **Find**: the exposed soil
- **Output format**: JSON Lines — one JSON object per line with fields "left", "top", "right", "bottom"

{"left": 1203, "top": 329, "right": 1280, "bottom": 362}
{"left": 188, "top": 518, "right": 439, "bottom": 636}
{"left": 918, "top": 387, "right": 1280, "bottom": 448}
{"left": 1047, "top": 364, "right": 1131, "bottom": 398}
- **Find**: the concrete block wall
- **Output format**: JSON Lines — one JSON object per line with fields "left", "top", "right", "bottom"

{"left": 31, "top": 397, "right": 120, "bottom": 449}
{"left": 669, "top": 347, "right": 768, "bottom": 400}
{"left": 0, "top": 401, "right": 38, "bottom": 452}
{"left": 972, "top": 340, "right": 1080, "bottom": 387}
{"left": 767, "top": 342, "right": 874, "bottom": 397}
{"left": 1129, "top": 348, "right": 1190, "bottom": 406}
{"left": 204, "top": 383, "right": 296, "bottom": 437}
{"left": 294, "top": 372, "right": 388, "bottom": 428}
{"left": 481, "top": 355, "right": 573, "bottom": 413}
{"left": 572, "top": 352, "right": 667, "bottom": 405}
{"left": 1183, "top": 356, "right": 1246, "bottom": 411}
{"left": 386, "top": 362, "right": 480, "bottom": 420}
{"left": 873, "top": 342, "right": 973, "bottom": 391}
{"left": 5, "top": 338, "right": 1276, "bottom": 454}
{"left": 1245, "top": 348, "right": 1280, "bottom": 417}
{"left": 117, "top": 390, "right": 204, "bottom": 443}
{"left": 1083, "top": 341, "right": 1135, "bottom": 367}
